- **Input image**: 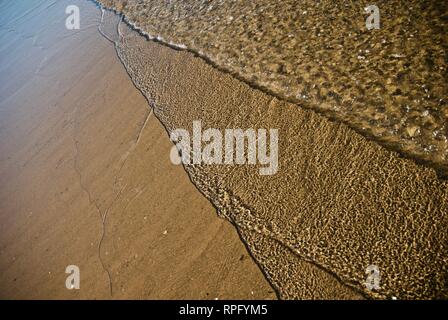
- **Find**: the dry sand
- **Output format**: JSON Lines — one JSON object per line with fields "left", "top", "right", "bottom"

{"left": 0, "top": 0, "right": 275, "bottom": 299}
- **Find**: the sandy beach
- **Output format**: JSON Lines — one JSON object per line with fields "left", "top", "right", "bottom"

{"left": 0, "top": 0, "right": 275, "bottom": 299}
{"left": 100, "top": 0, "right": 448, "bottom": 177}
{"left": 1, "top": 0, "right": 447, "bottom": 300}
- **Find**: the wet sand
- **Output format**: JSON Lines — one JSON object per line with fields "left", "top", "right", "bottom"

{"left": 0, "top": 0, "right": 275, "bottom": 299}
{"left": 1, "top": 0, "right": 447, "bottom": 300}
{"left": 98, "top": 0, "right": 448, "bottom": 177}
{"left": 110, "top": 9, "right": 448, "bottom": 299}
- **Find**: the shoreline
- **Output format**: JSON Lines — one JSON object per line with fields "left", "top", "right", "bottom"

{"left": 112, "top": 9, "right": 448, "bottom": 299}
{"left": 0, "top": 0, "right": 276, "bottom": 299}
{"left": 94, "top": 0, "right": 448, "bottom": 179}
{"left": 1, "top": 0, "right": 447, "bottom": 299}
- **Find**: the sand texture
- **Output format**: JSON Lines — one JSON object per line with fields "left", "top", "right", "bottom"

{"left": 111, "top": 19, "right": 448, "bottom": 299}
{"left": 0, "top": 0, "right": 275, "bottom": 299}
{"left": 1, "top": 0, "right": 447, "bottom": 300}
{"left": 98, "top": 0, "right": 448, "bottom": 178}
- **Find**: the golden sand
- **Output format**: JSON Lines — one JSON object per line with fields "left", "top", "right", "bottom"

{"left": 98, "top": 0, "right": 448, "bottom": 177}
{"left": 112, "top": 16, "right": 448, "bottom": 299}
{"left": 0, "top": 0, "right": 274, "bottom": 299}
{"left": 0, "top": 0, "right": 447, "bottom": 300}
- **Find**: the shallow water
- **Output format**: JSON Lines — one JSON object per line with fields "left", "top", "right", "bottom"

{"left": 98, "top": 10, "right": 448, "bottom": 299}
{"left": 97, "top": 0, "right": 448, "bottom": 177}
